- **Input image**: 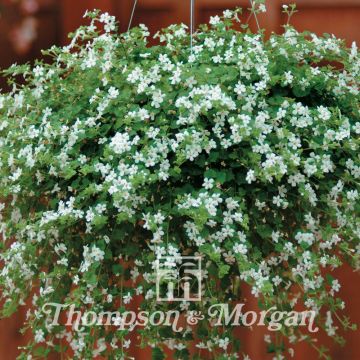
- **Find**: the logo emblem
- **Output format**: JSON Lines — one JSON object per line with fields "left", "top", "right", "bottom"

{"left": 156, "top": 256, "right": 202, "bottom": 302}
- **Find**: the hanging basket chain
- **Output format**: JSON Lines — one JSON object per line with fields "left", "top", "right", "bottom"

{"left": 126, "top": 0, "right": 260, "bottom": 48}
{"left": 128, "top": 0, "right": 138, "bottom": 32}
{"left": 190, "top": 0, "right": 195, "bottom": 54}
{"left": 249, "top": 0, "right": 261, "bottom": 31}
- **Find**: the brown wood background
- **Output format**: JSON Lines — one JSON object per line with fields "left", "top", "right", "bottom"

{"left": 0, "top": 0, "right": 359, "bottom": 358}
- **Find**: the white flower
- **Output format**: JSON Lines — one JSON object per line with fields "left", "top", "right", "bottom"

{"left": 138, "top": 108, "right": 150, "bottom": 120}
{"left": 33, "top": 65, "right": 44, "bottom": 78}
{"left": 212, "top": 55, "right": 222, "bottom": 63}
{"left": 223, "top": 252, "right": 235, "bottom": 264}
{"left": 57, "top": 258, "right": 68, "bottom": 267}
{"left": 238, "top": 231, "right": 247, "bottom": 242}
{"left": 35, "top": 329, "right": 45, "bottom": 343}
{"left": 145, "top": 289, "right": 155, "bottom": 300}
{"left": 347, "top": 190, "right": 358, "bottom": 201}
{"left": 259, "top": 4, "right": 267, "bottom": 13}
{"left": 317, "top": 106, "right": 331, "bottom": 120}
{"left": 223, "top": 10, "right": 232, "bottom": 18}
{"left": 110, "top": 132, "right": 131, "bottom": 154}
{"left": 284, "top": 71, "right": 294, "bottom": 85}
{"left": 203, "top": 178, "right": 215, "bottom": 189}
{"left": 272, "top": 275, "right": 282, "bottom": 286}
{"left": 79, "top": 245, "right": 105, "bottom": 272}
{"left": 246, "top": 170, "right": 256, "bottom": 184}
{"left": 154, "top": 211, "right": 165, "bottom": 224}
{"left": 42, "top": 107, "right": 52, "bottom": 119}
{"left": 209, "top": 15, "right": 221, "bottom": 25}
{"left": 234, "top": 82, "right": 246, "bottom": 96}
{"left": 108, "top": 86, "right": 119, "bottom": 99}
{"left": 331, "top": 279, "right": 341, "bottom": 293}
{"left": 9, "top": 168, "right": 22, "bottom": 182}
{"left": 139, "top": 23, "right": 150, "bottom": 37}
{"left": 295, "top": 232, "right": 315, "bottom": 246}
{"left": 99, "top": 12, "right": 116, "bottom": 32}
{"left": 218, "top": 337, "right": 229, "bottom": 350}
{"left": 151, "top": 90, "right": 165, "bottom": 108}
{"left": 354, "top": 122, "right": 360, "bottom": 134}
{"left": 123, "top": 292, "right": 132, "bottom": 304}
{"left": 271, "top": 231, "right": 280, "bottom": 243}
{"left": 135, "top": 286, "right": 143, "bottom": 295}
{"left": 91, "top": 246, "right": 105, "bottom": 262}
{"left": 233, "top": 243, "right": 248, "bottom": 255}
{"left": 127, "top": 67, "right": 143, "bottom": 83}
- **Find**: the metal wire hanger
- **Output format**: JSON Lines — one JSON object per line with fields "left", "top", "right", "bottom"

{"left": 126, "top": 0, "right": 260, "bottom": 51}
{"left": 128, "top": 0, "right": 138, "bottom": 32}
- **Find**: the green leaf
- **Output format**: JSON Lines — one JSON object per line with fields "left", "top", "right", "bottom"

{"left": 84, "top": 271, "right": 98, "bottom": 285}
{"left": 34, "top": 346, "right": 51, "bottom": 357}
{"left": 256, "top": 225, "right": 272, "bottom": 240}
{"left": 112, "top": 264, "right": 124, "bottom": 275}
{"left": 218, "top": 264, "right": 230, "bottom": 278}
{"left": 152, "top": 347, "right": 165, "bottom": 360}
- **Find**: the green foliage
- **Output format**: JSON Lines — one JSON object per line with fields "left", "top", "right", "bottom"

{"left": 0, "top": 6, "right": 359, "bottom": 360}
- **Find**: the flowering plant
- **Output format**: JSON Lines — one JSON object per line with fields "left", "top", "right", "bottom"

{"left": 0, "top": 6, "right": 359, "bottom": 360}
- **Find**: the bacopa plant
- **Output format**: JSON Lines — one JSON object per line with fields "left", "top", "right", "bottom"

{"left": 0, "top": 5, "right": 359, "bottom": 360}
